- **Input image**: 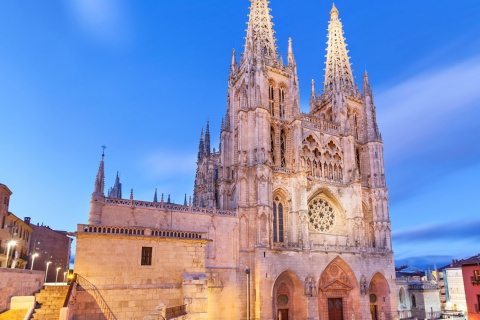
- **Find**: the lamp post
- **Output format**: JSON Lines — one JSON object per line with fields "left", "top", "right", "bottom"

{"left": 45, "top": 261, "right": 51, "bottom": 282}
{"left": 5, "top": 240, "right": 17, "bottom": 268}
{"left": 55, "top": 267, "right": 61, "bottom": 284}
{"left": 63, "top": 271, "right": 67, "bottom": 283}
{"left": 30, "top": 253, "right": 39, "bottom": 270}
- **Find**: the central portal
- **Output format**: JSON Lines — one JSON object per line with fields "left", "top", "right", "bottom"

{"left": 328, "top": 298, "right": 344, "bottom": 320}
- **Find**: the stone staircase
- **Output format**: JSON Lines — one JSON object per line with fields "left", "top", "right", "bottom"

{"left": 31, "top": 285, "right": 69, "bottom": 320}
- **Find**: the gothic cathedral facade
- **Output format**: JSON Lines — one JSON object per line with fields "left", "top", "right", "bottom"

{"left": 75, "top": 2, "right": 397, "bottom": 320}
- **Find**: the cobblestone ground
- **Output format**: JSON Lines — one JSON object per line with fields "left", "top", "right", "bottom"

{"left": 0, "top": 309, "right": 28, "bottom": 320}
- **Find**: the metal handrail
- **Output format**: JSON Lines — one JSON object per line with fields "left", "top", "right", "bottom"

{"left": 76, "top": 273, "right": 117, "bottom": 320}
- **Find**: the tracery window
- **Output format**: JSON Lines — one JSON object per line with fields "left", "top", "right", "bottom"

{"left": 272, "top": 196, "right": 284, "bottom": 242}
{"left": 269, "top": 84, "right": 275, "bottom": 116}
{"left": 270, "top": 127, "right": 275, "bottom": 164}
{"left": 279, "top": 88, "right": 286, "bottom": 119}
{"left": 280, "top": 130, "right": 286, "bottom": 167}
{"left": 308, "top": 196, "right": 336, "bottom": 232}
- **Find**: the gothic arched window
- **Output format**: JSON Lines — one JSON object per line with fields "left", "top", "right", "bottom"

{"left": 273, "top": 196, "right": 284, "bottom": 242}
{"left": 279, "top": 88, "right": 286, "bottom": 119}
{"left": 270, "top": 127, "right": 275, "bottom": 165}
{"left": 280, "top": 130, "right": 286, "bottom": 167}
{"left": 269, "top": 84, "right": 275, "bottom": 116}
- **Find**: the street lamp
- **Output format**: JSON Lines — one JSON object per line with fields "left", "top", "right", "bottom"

{"left": 63, "top": 271, "right": 67, "bottom": 283}
{"left": 55, "top": 267, "right": 61, "bottom": 284}
{"left": 45, "top": 261, "right": 51, "bottom": 282}
{"left": 30, "top": 253, "right": 39, "bottom": 270}
{"left": 5, "top": 240, "right": 17, "bottom": 268}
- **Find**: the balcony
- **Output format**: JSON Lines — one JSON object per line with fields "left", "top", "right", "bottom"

{"left": 471, "top": 275, "right": 480, "bottom": 285}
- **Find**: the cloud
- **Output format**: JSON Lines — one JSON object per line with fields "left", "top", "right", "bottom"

{"left": 393, "top": 218, "right": 480, "bottom": 244}
{"left": 377, "top": 56, "right": 480, "bottom": 166}
{"left": 68, "top": 0, "right": 130, "bottom": 44}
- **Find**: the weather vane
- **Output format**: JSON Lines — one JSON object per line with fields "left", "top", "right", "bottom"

{"left": 101, "top": 145, "right": 107, "bottom": 156}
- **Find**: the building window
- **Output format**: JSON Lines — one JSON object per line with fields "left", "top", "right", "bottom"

{"left": 411, "top": 294, "right": 416, "bottom": 308}
{"left": 280, "top": 130, "right": 286, "bottom": 168}
{"left": 279, "top": 88, "right": 286, "bottom": 119}
{"left": 271, "top": 127, "right": 275, "bottom": 165}
{"left": 269, "top": 84, "right": 275, "bottom": 116}
{"left": 141, "top": 247, "right": 152, "bottom": 265}
{"left": 272, "top": 196, "right": 284, "bottom": 243}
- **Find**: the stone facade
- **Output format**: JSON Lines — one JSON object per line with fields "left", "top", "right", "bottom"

{"left": 74, "top": 2, "right": 397, "bottom": 320}
{"left": 0, "top": 268, "right": 44, "bottom": 311}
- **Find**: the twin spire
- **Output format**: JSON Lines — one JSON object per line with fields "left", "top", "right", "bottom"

{"left": 244, "top": 0, "right": 278, "bottom": 59}
{"left": 323, "top": 3, "right": 356, "bottom": 94}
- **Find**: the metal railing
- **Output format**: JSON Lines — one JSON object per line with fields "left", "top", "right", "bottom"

{"left": 76, "top": 274, "right": 117, "bottom": 320}
{"left": 61, "top": 274, "right": 78, "bottom": 320}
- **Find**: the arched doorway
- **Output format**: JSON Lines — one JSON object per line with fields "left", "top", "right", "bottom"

{"left": 272, "top": 270, "right": 306, "bottom": 320}
{"left": 369, "top": 272, "right": 391, "bottom": 320}
{"left": 318, "top": 257, "right": 360, "bottom": 320}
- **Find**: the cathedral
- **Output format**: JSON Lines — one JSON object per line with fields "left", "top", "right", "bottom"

{"left": 74, "top": 2, "right": 397, "bottom": 320}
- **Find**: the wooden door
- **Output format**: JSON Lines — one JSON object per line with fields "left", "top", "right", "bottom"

{"left": 277, "top": 308, "right": 288, "bottom": 320}
{"left": 328, "top": 298, "right": 343, "bottom": 320}
{"left": 370, "top": 304, "right": 378, "bottom": 320}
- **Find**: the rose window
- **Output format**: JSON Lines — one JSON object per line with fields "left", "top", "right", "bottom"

{"left": 308, "top": 198, "right": 336, "bottom": 232}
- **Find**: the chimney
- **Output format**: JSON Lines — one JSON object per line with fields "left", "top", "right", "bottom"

{"left": 24, "top": 217, "right": 31, "bottom": 225}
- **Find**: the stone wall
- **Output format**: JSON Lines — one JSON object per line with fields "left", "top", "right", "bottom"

{"left": 0, "top": 268, "right": 44, "bottom": 311}
{"left": 74, "top": 232, "right": 209, "bottom": 320}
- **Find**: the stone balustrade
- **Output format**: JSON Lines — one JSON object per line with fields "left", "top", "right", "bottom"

{"left": 78, "top": 225, "right": 207, "bottom": 240}
{"left": 299, "top": 113, "right": 339, "bottom": 135}
{"left": 104, "top": 197, "right": 236, "bottom": 217}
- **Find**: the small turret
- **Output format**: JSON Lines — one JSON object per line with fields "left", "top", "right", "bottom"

{"left": 287, "top": 38, "right": 295, "bottom": 66}
{"left": 362, "top": 70, "right": 381, "bottom": 141}
{"left": 205, "top": 121, "right": 211, "bottom": 156}
{"left": 230, "top": 48, "right": 238, "bottom": 74}
{"left": 153, "top": 188, "right": 158, "bottom": 203}
{"left": 184, "top": 194, "right": 187, "bottom": 206}
{"left": 310, "top": 79, "right": 316, "bottom": 110}
{"left": 197, "top": 128, "right": 205, "bottom": 161}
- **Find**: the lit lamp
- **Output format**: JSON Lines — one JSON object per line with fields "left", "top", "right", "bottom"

{"left": 45, "top": 261, "right": 52, "bottom": 282}
{"left": 30, "top": 253, "right": 39, "bottom": 270}
{"left": 63, "top": 271, "right": 67, "bottom": 283}
{"left": 55, "top": 267, "right": 61, "bottom": 284}
{"left": 5, "top": 240, "right": 17, "bottom": 268}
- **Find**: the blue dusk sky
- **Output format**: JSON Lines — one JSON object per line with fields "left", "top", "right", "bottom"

{"left": 1, "top": 1, "right": 479, "bottom": 268}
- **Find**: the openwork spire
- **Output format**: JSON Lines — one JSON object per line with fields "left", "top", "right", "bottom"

{"left": 245, "top": 0, "right": 278, "bottom": 58}
{"left": 323, "top": 4, "right": 356, "bottom": 94}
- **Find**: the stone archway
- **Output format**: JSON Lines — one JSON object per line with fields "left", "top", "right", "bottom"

{"left": 318, "top": 257, "right": 361, "bottom": 320}
{"left": 368, "top": 272, "right": 391, "bottom": 320}
{"left": 272, "top": 270, "right": 307, "bottom": 320}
